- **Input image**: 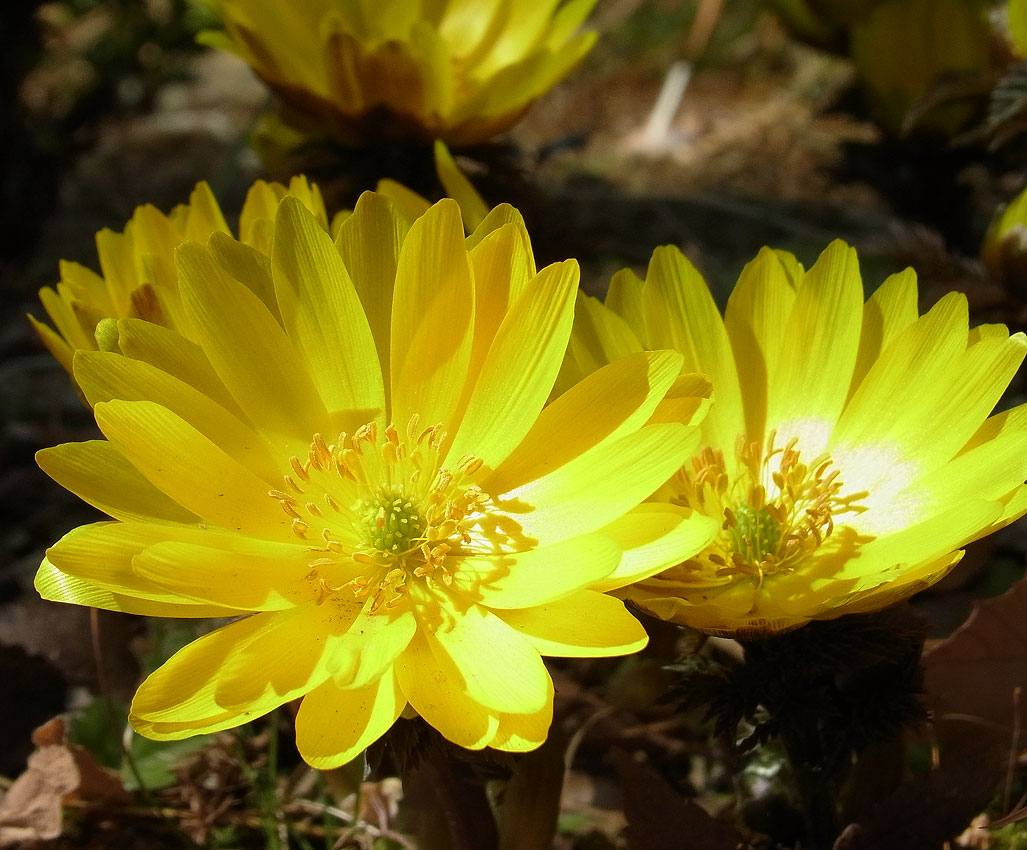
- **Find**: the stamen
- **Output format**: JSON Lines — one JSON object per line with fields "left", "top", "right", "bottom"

{"left": 271, "top": 420, "right": 504, "bottom": 612}
{"left": 673, "top": 431, "right": 866, "bottom": 586}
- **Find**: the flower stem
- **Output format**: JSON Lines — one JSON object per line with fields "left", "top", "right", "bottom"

{"left": 779, "top": 728, "right": 839, "bottom": 850}
{"left": 415, "top": 747, "right": 499, "bottom": 850}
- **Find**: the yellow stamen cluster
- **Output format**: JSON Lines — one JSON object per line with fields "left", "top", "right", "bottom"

{"left": 671, "top": 432, "right": 867, "bottom": 588}
{"left": 268, "top": 416, "right": 490, "bottom": 612}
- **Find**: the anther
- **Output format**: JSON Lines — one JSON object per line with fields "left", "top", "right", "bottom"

{"left": 289, "top": 456, "right": 310, "bottom": 482}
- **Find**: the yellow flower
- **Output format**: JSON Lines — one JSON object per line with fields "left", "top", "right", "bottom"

{"left": 565, "top": 240, "right": 1027, "bottom": 637}
{"left": 767, "top": 0, "right": 995, "bottom": 137}
{"left": 36, "top": 194, "right": 718, "bottom": 766}
{"left": 199, "top": 0, "right": 599, "bottom": 145}
{"left": 31, "top": 176, "right": 329, "bottom": 379}
{"left": 983, "top": 182, "right": 1027, "bottom": 287}
{"left": 849, "top": 0, "right": 993, "bottom": 136}
{"left": 33, "top": 145, "right": 488, "bottom": 386}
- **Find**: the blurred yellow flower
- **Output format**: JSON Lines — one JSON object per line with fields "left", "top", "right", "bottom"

{"left": 849, "top": 0, "right": 993, "bottom": 136}
{"left": 199, "top": 0, "right": 599, "bottom": 145}
{"left": 983, "top": 182, "right": 1027, "bottom": 287}
{"left": 36, "top": 193, "right": 717, "bottom": 766}
{"left": 766, "top": 0, "right": 995, "bottom": 137}
{"left": 565, "top": 241, "right": 1027, "bottom": 637}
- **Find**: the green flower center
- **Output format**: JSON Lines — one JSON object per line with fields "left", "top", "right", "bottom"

{"left": 357, "top": 486, "right": 425, "bottom": 555}
{"left": 269, "top": 419, "right": 504, "bottom": 613}
{"left": 728, "top": 505, "right": 781, "bottom": 565}
{"left": 669, "top": 431, "right": 868, "bottom": 587}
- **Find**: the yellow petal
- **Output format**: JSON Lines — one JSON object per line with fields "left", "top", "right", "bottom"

{"left": 212, "top": 604, "right": 351, "bottom": 711}
{"left": 498, "top": 422, "right": 699, "bottom": 545}
{"left": 831, "top": 291, "right": 968, "bottom": 461}
{"left": 642, "top": 245, "right": 744, "bottom": 453}
{"left": 35, "top": 557, "right": 236, "bottom": 617}
{"left": 131, "top": 710, "right": 248, "bottom": 741}
{"left": 44, "top": 522, "right": 224, "bottom": 607}
{"left": 875, "top": 403, "right": 1027, "bottom": 523}
{"left": 850, "top": 267, "right": 919, "bottom": 392}
{"left": 497, "top": 590, "right": 647, "bottom": 657}
{"left": 724, "top": 246, "right": 797, "bottom": 440}
{"left": 272, "top": 198, "right": 386, "bottom": 427}
{"left": 177, "top": 241, "right": 329, "bottom": 446}
{"left": 490, "top": 679, "right": 554, "bottom": 752}
{"left": 832, "top": 552, "right": 963, "bottom": 618}
{"left": 438, "top": 0, "right": 503, "bottom": 57}
{"left": 94, "top": 399, "right": 287, "bottom": 537}
{"left": 180, "top": 181, "right": 231, "bottom": 242}
{"left": 768, "top": 241, "right": 863, "bottom": 452}
{"left": 327, "top": 603, "right": 418, "bottom": 690}
{"left": 913, "top": 332, "right": 1027, "bottom": 467}
{"left": 335, "top": 191, "right": 409, "bottom": 393}
{"left": 37, "top": 440, "right": 198, "bottom": 524}
{"left": 446, "top": 259, "right": 577, "bottom": 471}
{"left": 466, "top": 220, "right": 535, "bottom": 379}
{"left": 375, "top": 178, "right": 432, "bottom": 226}
{"left": 559, "top": 291, "right": 645, "bottom": 394}
{"left": 389, "top": 199, "right": 475, "bottom": 430}
{"left": 38, "top": 278, "right": 98, "bottom": 353}
{"left": 294, "top": 671, "right": 405, "bottom": 769}
{"left": 466, "top": 204, "right": 535, "bottom": 265}
{"left": 395, "top": 630, "right": 499, "bottom": 749}
{"left": 825, "top": 500, "right": 1000, "bottom": 589}
{"left": 239, "top": 179, "right": 285, "bottom": 251}
{"left": 456, "top": 533, "right": 621, "bottom": 609}
{"left": 28, "top": 314, "right": 75, "bottom": 376}
{"left": 207, "top": 232, "right": 278, "bottom": 319}
{"left": 74, "top": 350, "right": 280, "bottom": 481}
{"left": 434, "top": 140, "right": 489, "bottom": 232}
{"left": 131, "top": 611, "right": 279, "bottom": 729}
{"left": 646, "top": 372, "right": 712, "bottom": 427}
{"left": 115, "top": 318, "right": 241, "bottom": 417}
{"left": 545, "top": 0, "right": 599, "bottom": 47}
{"left": 322, "top": 25, "right": 366, "bottom": 115}
{"left": 132, "top": 540, "right": 311, "bottom": 611}
{"left": 606, "top": 267, "right": 645, "bottom": 339}
{"left": 423, "top": 595, "right": 550, "bottom": 714}
{"left": 489, "top": 349, "right": 682, "bottom": 494}
{"left": 590, "top": 504, "right": 719, "bottom": 592}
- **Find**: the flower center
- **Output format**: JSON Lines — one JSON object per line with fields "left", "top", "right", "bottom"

{"left": 728, "top": 505, "right": 781, "bottom": 565}
{"left": 670, "top": 431, "right": 866, "bottom": 587}
{"left": 357, "top": 486, "right": 425, "bottom": 555}
{"left": 267, "top": 417, "right": 496, "bottom": 612}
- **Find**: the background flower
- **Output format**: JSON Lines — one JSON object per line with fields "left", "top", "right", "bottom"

{"left": 565, "top": 240, "right": 1027, "bottom": 636}
{"left": 36, "top": 193, "right": 717, "bottom": 766}
{"left": 30, "top": 176, "right": 327, "bottom": 379}
{"left": 198, "top": 0, "right": 599, "bottom": 145}
{"left": 32, "top": 143, "right": 488, "bottom": 388}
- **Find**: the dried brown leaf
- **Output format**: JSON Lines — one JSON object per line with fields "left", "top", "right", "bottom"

{"left": 923, "top": 576, "right": 1027, "bottom": 766}
{"left": 0, "top": 716, "right": 129, "bottom": 847}
{"left": 611, "top": 749, "right": 741, "bottom": 850}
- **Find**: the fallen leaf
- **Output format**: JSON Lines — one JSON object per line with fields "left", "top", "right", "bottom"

{"left": 0, "top": 716, "right": 130, "bottom": 846}
{"left": 832, "top": 760, "right": 999, "bottom": 850}
{"left": 612, "top": 749, "right": 742, "bottom": 850}
{"left": 922, "top": 576, "right": 1027, "bottom": 769}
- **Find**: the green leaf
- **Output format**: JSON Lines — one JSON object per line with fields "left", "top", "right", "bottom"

{"left": 123, "top": 732, "right": 213, "bottom": 791}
